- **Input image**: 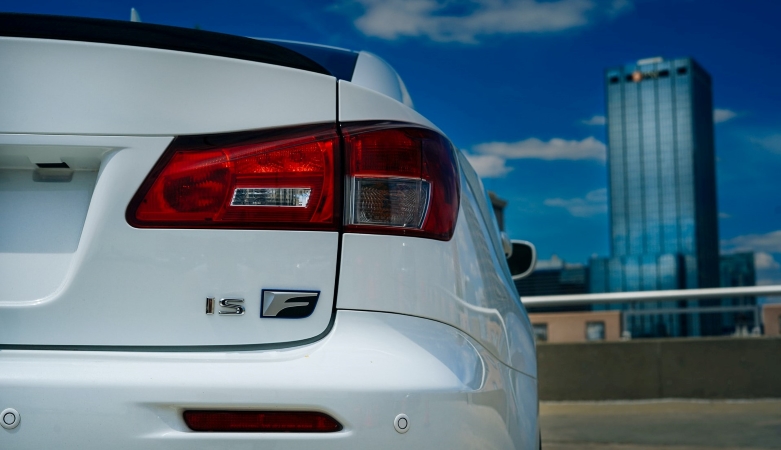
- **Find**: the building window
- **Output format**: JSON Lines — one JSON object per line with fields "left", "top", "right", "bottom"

{"left": 677, "top": 67, "right": 688, "bottom": 75}
{"left": 586, "top": 321, "right": 606, "bottom": 341}
{"left": 609, "top": 76, "right": 620, "bottom": 84}
{"left": 659, "top": 69, "right": 670, "bottom": 77}
{"left": 533, "top": 323, "right": 548, "bottom": 342}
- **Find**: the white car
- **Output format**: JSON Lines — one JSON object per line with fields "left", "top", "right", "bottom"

{"left": 0, "top": 13, "right": 539, "bottom": 449}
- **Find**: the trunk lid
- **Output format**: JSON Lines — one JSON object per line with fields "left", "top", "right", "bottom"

{"left": 0, "top": 33, "right": 338, "bottom": 348}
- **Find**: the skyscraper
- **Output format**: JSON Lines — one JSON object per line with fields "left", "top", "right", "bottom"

{"left": 590, "top": 57, "right": 720, "bottom": 337}
{"left": 719, "top": 253, "right": 758, "bottom": 333}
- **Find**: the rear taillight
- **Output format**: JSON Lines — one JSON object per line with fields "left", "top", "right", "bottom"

{"left": 343, "top": 123, "right": 459, "bottom": 241}
{"left": 127, "top": 124, "right": 339, "bottom": 230}
{"left": 128, "top": 122, "right": 459, "bottom": 240}
{"left": 183, "top": 410, "right": 343, "bottom": 432}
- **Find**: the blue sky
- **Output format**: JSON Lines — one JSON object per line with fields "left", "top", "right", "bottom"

{"left": 5, "top": 0, "right": 781, "bottom": 284}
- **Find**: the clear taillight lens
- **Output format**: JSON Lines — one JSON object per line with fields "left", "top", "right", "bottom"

{"left": 343, "top": 123, "right": 460, "bottom": 241}
{"left": 351, "top": 178, "right": 430, "bottom": 228}
{"left": 127, "top": 124, "right": 339, "bottom": 230}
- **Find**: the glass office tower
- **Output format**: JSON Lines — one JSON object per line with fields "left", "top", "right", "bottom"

{"left": 590, "top": 57, "right": 720, "bottom": 337}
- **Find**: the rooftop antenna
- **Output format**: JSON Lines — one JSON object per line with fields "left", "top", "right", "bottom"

{"left": 130, "top": 8, "right": 142, "bottom": 23}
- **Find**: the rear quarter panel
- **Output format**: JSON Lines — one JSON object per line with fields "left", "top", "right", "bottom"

{"left": 337, "top": 80, "right": 537, "bottom": 378}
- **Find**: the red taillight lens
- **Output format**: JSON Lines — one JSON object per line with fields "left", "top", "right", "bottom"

{"left": 343, "top": 123, "right": 460, "bottom": 241}
{"left": 183, "top": 410, "right": 343, "bottom": 433}
{"left": 127, "top": 124, "right": 339, "bottom": 230}
{"left": 127, "top": 122, "right": 459, "bottom": 240}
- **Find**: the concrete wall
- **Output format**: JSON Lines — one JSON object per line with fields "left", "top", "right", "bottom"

{"left": 529, "top": 311, "right": 621, "bottom": 342}
{"left": 537, "top": 337, "right": 781, "bottom": 401}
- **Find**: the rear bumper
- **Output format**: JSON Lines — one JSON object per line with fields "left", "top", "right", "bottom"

{"left": 0, "top": 310, "right": 538, "bottom": 449}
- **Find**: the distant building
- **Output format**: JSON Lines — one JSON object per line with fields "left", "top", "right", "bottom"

{"left": 720, "top": 252, "right": 756, "bottom": 289}
{"left": 528, "top": 311, "right": 621, "bottom": 343}
{"left": 719, "top": 252, "right": 758, "bottom": 333}
{"left": 517, "top": 255, "right": 590, "bottom": 313}
{"left": 591, "top": 57, "right": 720, "bottom": 337}
{"left": 762, "top": 303, "right": 781, "bottom": 337}
{"left": 487, "top": 191, "right": 507, "bottom": 231}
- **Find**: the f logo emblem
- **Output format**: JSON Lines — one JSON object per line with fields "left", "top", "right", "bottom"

{"left": 261, "top": 290, "right": 319, "bottom": 318}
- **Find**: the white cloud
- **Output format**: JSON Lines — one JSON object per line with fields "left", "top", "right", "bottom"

{"left": 587, "top": 109, "right": 732, "bottom": 126}
{"left": 474, "top": 136, "right": 606, "bottom": 161}
{"left": 752, "top": 135, "right": 781, "bottom": 154}
{"left": 606, "top": 0, "right": 633, "bottom": 16}
{"left": 755, "top": 251, "right": 780, "bottom": 270}
{"left": 544, "top": 188, "right": 607, "bottom": 217}
{"left": 463, "top": 152, "right": 514, "bottom": 178}
{"left": 582, "top": 115, "right": 606, "bottom": 126}
{"left": 713, "top": 108, "right": 737, "bottom": 124}
{"left": 723, "top": 230, "right": 781, "bottom": 253}
{"left": 350, "top": 0, "right": 630, "bottom": 43}
{"left": 756, "top": 255, "right": 781, "bottom": 288}
{"left": 719, "top": 212, "right": 731, "bottom": 219}
{"left": 464, "top": 135, "right": 606, "bottom": 179}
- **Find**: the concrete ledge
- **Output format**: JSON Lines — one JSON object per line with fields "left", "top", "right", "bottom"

{"left": 537, "top": 337, "right": 781, "bottom": 401}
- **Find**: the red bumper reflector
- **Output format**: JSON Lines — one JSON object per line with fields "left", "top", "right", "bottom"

{"left": 183, "top": 410, "right": 343, "bottom": 433}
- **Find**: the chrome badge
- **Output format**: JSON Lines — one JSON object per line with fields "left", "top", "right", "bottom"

{"left": 206, "top": 297, "right": 245, "bottom": 316}
{"left": 261, "top": 290, "right": 319, "bottom": 318}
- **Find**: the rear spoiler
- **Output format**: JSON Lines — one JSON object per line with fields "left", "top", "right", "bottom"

{"left": 0, "top": 13, "right": 331, "bottom": 77}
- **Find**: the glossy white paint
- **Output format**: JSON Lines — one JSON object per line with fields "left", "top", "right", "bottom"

{"left": 0, "top": 311, "right": 538, "bottom": 449}
{"left": 1, "top": 141, "right": 112, "bottom": 301}
{"left": 0, "top": 169, "right": 97, "bottom": 300}
{"left": 338, "top": 80, "right": 439, "bottom": 132}
{"left": 0, "top": 134, "right": 337, "bottom": 346}
{"left": 0, "top": 37, "right": 336, "bottom": 135}
{"left": 337, "top": 208, "right": 537, "bottom": 377}
{"left": 350, "top": 51, "right": 414, "bottom": 108}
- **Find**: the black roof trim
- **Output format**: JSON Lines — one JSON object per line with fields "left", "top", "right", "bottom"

{"left": 0, "top": 13, "right": 332, "bottom": 77}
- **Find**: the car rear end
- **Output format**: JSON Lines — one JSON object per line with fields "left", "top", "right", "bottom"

{"left": 0, "top": 14, "right": 538, "bottom": 449}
